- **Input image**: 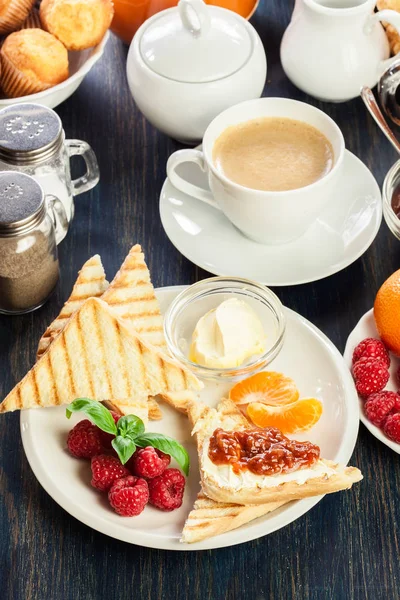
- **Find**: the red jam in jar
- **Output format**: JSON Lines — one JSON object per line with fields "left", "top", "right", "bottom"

{"left": 391, "top": 182, "right": 400, "bottom": 218}
{"left": 208, "top": 427, "right": 320, "bottom": 476}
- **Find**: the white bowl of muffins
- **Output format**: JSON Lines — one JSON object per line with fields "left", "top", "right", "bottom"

{"left": 0, "top": 0, "right": 113, "bottom": 108}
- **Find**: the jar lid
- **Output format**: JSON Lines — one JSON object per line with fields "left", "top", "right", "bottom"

{"left": 0, "top": 104, "right": 63, "bottom": 164}
{"left": 139, "top": 0, "right": 253, "bottom": 84}
{"left": 0, "top": 172, "right": 45, "bottom": 236}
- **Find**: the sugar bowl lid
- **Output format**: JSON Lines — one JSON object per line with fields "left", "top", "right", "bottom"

{"left": 139, "top": 0, "right": 253, "bottom": 84}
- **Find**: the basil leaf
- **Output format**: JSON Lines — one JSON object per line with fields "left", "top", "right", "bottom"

{"left": 117, "top": 415, "right": 145, "bottom": 440}
{"left": 112, "top": 436, "right": 136, "bottom": 465}
{"left": 135, "top": 433, "right": 189, "bottom": 476}
{"left": 66, "top": 398, "right": 118, "bottom": 435}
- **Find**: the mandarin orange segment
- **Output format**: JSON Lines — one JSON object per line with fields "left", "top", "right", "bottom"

{"left": 229, "top": 371, "right": 299, "bottom": 407}
{"left": 246, "top": 398, "right": 323, "bottom": 434}
{"left": 374, "top": 268, "right": 400, "bottom": 356}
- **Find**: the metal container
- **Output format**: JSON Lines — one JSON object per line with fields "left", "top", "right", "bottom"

{"left": 0, "top": 104, "right": 100, "bottom": 241}
{"left": 0, "top": 172, "right": 67, "bottom": 315}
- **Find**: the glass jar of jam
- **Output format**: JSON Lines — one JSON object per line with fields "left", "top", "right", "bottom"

{"left": 383, "top": 159, "right": 400, "bottom": 241}
{"left": 208, "top": 427, "right": 320, "bottom": 476}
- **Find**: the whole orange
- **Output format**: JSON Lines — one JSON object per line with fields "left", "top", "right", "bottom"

{"left": 374, "top": 269, "right": 400, "bottom": 356}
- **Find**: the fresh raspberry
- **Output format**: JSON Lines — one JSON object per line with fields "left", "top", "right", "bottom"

{"left": 91, "top": 454, "right": 130, "bottom": 491}
{"left": 128, "top": 446, "right": 171, "bottom": 479}
{"left": 98, "top": 411, "right": 120, "bottom": 448}
{"left": 364, "top": 391, "right": 400, "bottom": 427}
{"left": 67, "top": 419, "right": 104, "bottom": 459}
{"left": 352, "top": 338, "right": 390, "bottom": 367}
{"left": 383, "top": 413, "right": 400, "bottom": 444}
{"left": 353, "top": 357, "right": 389, "bottom": 398}
{"left": 108, "top": 476, "right": 149, "bottom": 516}
{"left": 148, "top": 468, "right": 186, "bottom": 511}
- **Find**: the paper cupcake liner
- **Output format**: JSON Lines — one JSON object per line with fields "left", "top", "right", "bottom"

{"left": 20, "top": 7, "right": 42, "bottom": 29}
{"left": 0, "top": 51, "right": 51, "bottom": 97}
{"left": 0, "top": 0, "right": 36, "bottom": 35}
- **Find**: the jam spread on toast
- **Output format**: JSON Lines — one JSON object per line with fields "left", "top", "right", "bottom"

{"left": 208, "top": 427, "right": 320, "bottom": 476}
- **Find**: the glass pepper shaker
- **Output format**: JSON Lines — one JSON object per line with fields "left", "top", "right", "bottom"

{"left": 0, "top": 172, "right": 68, "bottom": 315}
{"left": 0, "top": 103, "right": 100, "bottom": 243}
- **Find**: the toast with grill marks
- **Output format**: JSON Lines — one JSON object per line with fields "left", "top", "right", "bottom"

{"left": 36, "top": 255, "right": 108, "bottom": 359}
{"left": 103, "top": 397, "right": 149, "bottom": 425}
{"left": 101, "top": 244, "right": 195, "bottom": 417}
{"left": 36, "top": 248, "right": 163, "bottom": 418}
{"left": 101, "top": 244, "right": 165, "bottom": 348}
{"left": 188, "top": 399, "right": 362, "bottom": 506}
{"left": 36, "top": 245, "right": 195, "bottom": 419}
{"left": 181, "top": 400, "right": 286, "bottom": 543}
{"left": 0, "top": 298, "right": 202, "bottom": 413}
{"left": 181, "top": 491, "right": 286, "bottom": 543}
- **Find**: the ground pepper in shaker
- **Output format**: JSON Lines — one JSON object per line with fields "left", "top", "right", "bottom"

{"left": 0, "top": 172, "right": 63, "bottom": 315}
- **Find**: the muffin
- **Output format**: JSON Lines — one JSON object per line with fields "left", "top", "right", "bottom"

{"left": 0, "top": 0, "right": 35, "bottom": 35}
{"left": 20, "top": 7, "right": 42, "bottom": 29}
{"left": 1, "top": 28, "right": 69, "bottom": 97}
{"left": 40, "top": 0, "right": 113, "bottom": 51}
{"left": 377, "top": 0, "right": 400, "bottom": 55}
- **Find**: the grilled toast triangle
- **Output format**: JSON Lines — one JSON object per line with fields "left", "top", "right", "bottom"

{"left": 101, "top": 243, "right": 166, "bottom": 349}
{"left": 180, "top": 491, "right": 286, "bottom": 544}
{"left": 103, "top": 397, "right": 149, "bottom": 425}
{"left": 36, "top": 255, "right": 108, "bottom": 359}
{"left": 105, "top": 397, "right": 161, "bottom": 420}
{"left": 181, "top": 400, "right": 287, "bottom": 543}
{"left": 101, "top": 244, "right": 195, "bottom": 417}
{"left": 36, "top": 244, "right": 195, "bottom": 419}
{"left": 0, "top": 298, "right": 202, "bottom": 413}
{"left": 189, "top": 399, "right": 362, "bottom": 506}
{"left": 100, "top": 244, "right": 165, "bottom": 418}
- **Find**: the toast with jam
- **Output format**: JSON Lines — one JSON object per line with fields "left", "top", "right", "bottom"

{"left": 188, "top": 399, "right": 362, "bottom": 506}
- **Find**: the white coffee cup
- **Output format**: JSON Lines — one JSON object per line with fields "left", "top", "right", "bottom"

{"left": 166, "top": 98, "right": 345, "bottom": 245}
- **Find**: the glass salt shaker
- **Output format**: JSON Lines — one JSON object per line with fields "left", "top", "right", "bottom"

{"left": 0, "top": 103, "right": 100, "bottom": 243}
{"left": 0, "top": 172, "right": 68, "bottom": 315}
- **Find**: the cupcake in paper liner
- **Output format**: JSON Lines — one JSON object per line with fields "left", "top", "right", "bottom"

{"left": 0, "top": 29, "right": 69, "bottom": 98}
{"left": 40, "top": 0, "right": 113, "bottom": 51}
{"left": 0, "top": 0, "right": 36, "bottom": 35}
{"left": 20, "top": 7, "right": 42, "bottom": 29}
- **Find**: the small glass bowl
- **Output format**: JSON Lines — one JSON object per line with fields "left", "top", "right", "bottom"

{"left": 164, "top": 276, "right": 286, "bottom": 382}
{"left": 383, "top": 159, "right": 400, "bottom": 241}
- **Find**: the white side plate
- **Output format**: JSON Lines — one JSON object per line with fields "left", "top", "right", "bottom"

{"left": 344, "top": 308, "right": 400, "bottom": 454}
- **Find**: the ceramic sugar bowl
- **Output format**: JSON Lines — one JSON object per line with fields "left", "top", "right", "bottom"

{"left": 126, "top": 0, "right": 267, "bottom": 143}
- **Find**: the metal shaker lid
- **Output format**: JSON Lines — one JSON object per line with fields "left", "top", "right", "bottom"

{"left": 0, "top": 104, "right": 63, "bottom": 164}
{"left": 0, "top": 172, "right": 45, "bottom": 236}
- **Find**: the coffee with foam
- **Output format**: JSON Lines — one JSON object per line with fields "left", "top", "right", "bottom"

{"left": 212, "top": 117, "right": 334, "bottom": 192}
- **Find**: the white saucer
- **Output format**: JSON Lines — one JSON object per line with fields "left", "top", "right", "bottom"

{"left": 21, "top": 286, "right": 359, "bottom": 551}
{"left": 160, "top": 150, "right": 382, "bottom": 286}
{"left": 344, "top": 309, "right": 400, "bottom": 455}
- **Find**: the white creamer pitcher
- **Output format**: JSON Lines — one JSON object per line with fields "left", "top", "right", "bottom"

{"left": 280, "top": 0, "right": 400, "bottom": 102}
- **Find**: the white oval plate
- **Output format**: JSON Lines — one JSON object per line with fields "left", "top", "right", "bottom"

{"left": 21, "top": 286, "right": 360, "bottom": 550}
{"left": 160, "top": 150, "right": 382, "bottom": 286}
{"left": 344, "top": 308, "right": 400, "bottom": 454}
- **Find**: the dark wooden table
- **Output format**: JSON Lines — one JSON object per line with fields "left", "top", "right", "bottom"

{"left": 1, "top": 2, "right": 400, "bottom": 599}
